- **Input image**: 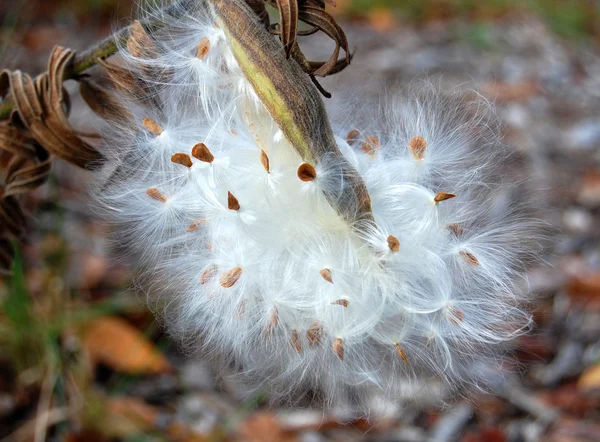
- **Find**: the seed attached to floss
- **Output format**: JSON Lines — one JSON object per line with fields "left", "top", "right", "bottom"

{"left": 459, "top": 250, "right": 480, "bottom": 266}
{"left": 171, "top": 153, "right": 193, "bottom": 168}
{"left": 331, "top": 299, "right": 349, "bottom": 307}
{"left": 146, "top": 187, "right": 167, "bottom": 203}
{"left": 187, "top": 218, "right": 206, "bottom": 233}
{"left": 265, "top": 307, "right": 279, "bottom": 337}
{"left": 297, "top": 163, "right": 317, "bottom": 182}
{"left": 200, "top": 265, "right": 218, "bottom": 285}
{"left": 346, "top": 129, "right": 361, "bottom": 146}
{"left": 219, "top": 267, "right": 242, "bottom": 288}
{"left": 142, "top": 118, "right": 163, "bottom": 136}
{"left": 333, "top": 338, "right": 344, "bottom": 361}
{"left": 395, "top": 343, "right": 409, "bottom": 365}
{"left": 387, "top": 235, "right": 400, "bottom": 253}
{"left": 408, "top": 136, "right": 427, "bottom": 160}
{"left": 290, "top": 329, "right": 303, "bottom": 353}
{"left": 434, "top": 192, "right": 456, "bottom": 203}
{"left": 306, "top": 322, "right": 323, "bottom": 345}
{"left": 191, "top": 142, "right": 214, "bottom": 163}
{"left": 260, "top": 150, "right": 270, "bottom": 173}
{"left": 227, "top": 191, "right": 240, "bottom": 211}
{"left": 196, "top": 36, "right": 210, "bottom": 60}
{"left": 361, "top": 135, "right": 380, "bottom": 155}
{"left": 448, "top": 307, "right": 465, "bottom": 325}
{"left": 447, "top": 223, "right": 464, "bottom": 236}
{"left": 320, "top": 268, "right": 333, "bottom": 284}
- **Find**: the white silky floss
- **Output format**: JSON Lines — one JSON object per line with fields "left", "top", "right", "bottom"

{"left": 95, "top": 0, "right": 537, "bottom": 409}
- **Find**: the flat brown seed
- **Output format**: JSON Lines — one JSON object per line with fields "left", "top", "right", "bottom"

{"left": 171, "top": 153, "right": 193, "bottom": 168}
{"left": 333, "top": 338, "right": 344, "bottom": 361}
{"left": 297, "top": 163, "right": 317, "bottom": 182}
{"left": 146, "top": 187, "right": 167, "bottom": 203}
{"left": 191, "top": 143, "right": 214, "bottom": 163}
{"left": 447, "top": 223, "right": 464, "bottom": 236}
{"left": 408, "top": 136, "right": 427, "bottom": 160}
{"left": 361, "top": 136, "right": 380, "bottom": 155}
{"left": 387, "top": 235, "right": 400, "bottom": 253}
{"left": 200, "top": 265, "right": 218, "bottom": 285}
{"left": 459, "top": 250, "right": 480, "bottom": 266}
{"left": 320, "top": 268, "right": 333, "bottom": 284}
{"left": 448, "top": 308, "right": 465, "bottom": 325}
{"left": 234, "top": 301, "right": 246, "bottom": 318}
{"left": 196, "top": 36, "right": 210, "bottom": 60}
{"left": 346, "top": 129, "right": 361, "bottom": 146}
{"left": 395, "top": 343, "right": 409, "bottom": 365}
{"left": 306, "top": 322, "right": 322, "bottom": 345}
{"left": 187, "top": 218, "right": 206, "bottom": 233}
{"left": 331, "top": 299, "right": 349, "bottom": 307}
{"left": 260, "top": 150, "right": 270, "bottom": 172}
{"left": 271, "top": 307, "right": 279, "bottom": 328}
{"left": 290, "top": 329, "right": 303, "bottom": 353}
{"left": 219, "top": 267, "right": 242, "bottom": 288}
{"left": 434, "top": 192, "right": 456, "bottom": 203}
{"left": 227, "top": 191, "right": 240, "bottom": 211}
{"left": 142, "top": 118, "right": 162, "bottom": 136}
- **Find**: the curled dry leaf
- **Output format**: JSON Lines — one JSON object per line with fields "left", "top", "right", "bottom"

{"left": 82, "top": 316, "right": 172, "bottom": 375}
{"left": 0, "top": 47, "right": 103, "bottom": 170}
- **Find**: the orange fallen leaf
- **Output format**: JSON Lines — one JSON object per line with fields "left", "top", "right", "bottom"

{"left": 578, "top": 363, "right": 600, "bottom": 391}
{"left": 82, "top": 316, "right": 172, "bottom": 375}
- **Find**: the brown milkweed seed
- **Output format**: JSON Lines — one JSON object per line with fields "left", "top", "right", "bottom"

{"left": 306, "top": 322, "right": 323, "bottom": 345}
{"left": 361, "top": 136, "right": 380, "bottom": 155}
{"left": 434, "top": 192, "right": 456, "bottom": 203}
{"left": 142, "top": 118, "right": 163, "bottom": 136}
{"left": 387, "top": 235, "right": 400, "bottom": 252}
{"left": 447, "top": 223, "right": 464, "bottom": 236}
{"left": 408, "top": 136, "right": 427, "bottom": 160}
{"left": 200, "top": 265, "right": 218, "bottom": 285}
{"left": 187, "top": 218, "right": 206, "bottom": 233}
{"left": 297, "top": 163, "right": 317, "bottom": 182}
{"left": 333, "top": 338, "right": 344, "bottom": 361}
{"left": 395, "top": 343, "right": 409, "bottom": 365}
{"left": 331, "top": 299, "right": 349, "bottom": 307}
{"left": 191, "top": 143, "right": 214, "bottom": 163}
{"left": 290, "top": 329, "right": 303, "bottom": 353}
{"left": 146, "top": 187, "right": 167, "bottom": 203}
{"left": 459, "top": 251, "right": 480, "bottom": 266}
{"left": 260, "top": 150, "right": 270, "bottom": 173}
{"left": 219, "top": 267, "right": 242, "bottom": 288}
{"left": 346, "top": 129, "right": 361, "bottom": 146}
{"left": 448, "top": 308, "right": 465, "bottom": 325}
{"left": 320, "top": 268, "right": 333, "bottom": 284}
{"left": 227, "top": 191, "right": 240, "bottom": 211}
{"left": 196, "top": 36, "right": 210, "bottom": 60}
{"left": 171, "top": 153, "right": 193, "bottom": 168}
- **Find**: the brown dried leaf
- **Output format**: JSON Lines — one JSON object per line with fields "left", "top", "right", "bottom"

{"left": 127, "top": 21, "right": 158, "bottom": 60}
{"left": 82, "top": 316, "right": 172, "bottom": 375}
{"left": 79, "top": 78, "right": 132, "bottom": 122}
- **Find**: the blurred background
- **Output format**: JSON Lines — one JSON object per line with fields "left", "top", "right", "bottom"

{"left": 1, "top": 1, "right": 599, "bottom": 441}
